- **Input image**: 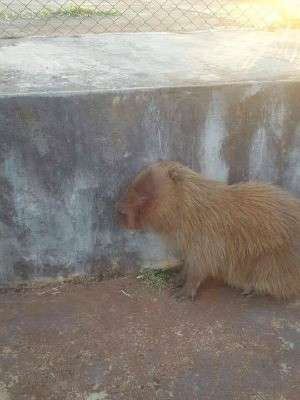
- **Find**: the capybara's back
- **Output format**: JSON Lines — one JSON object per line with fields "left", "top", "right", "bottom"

{"left": 117, "top": 160, "right": 300, "bottom": 300}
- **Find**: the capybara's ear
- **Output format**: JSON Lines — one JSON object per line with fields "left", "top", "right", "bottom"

{"left": 168, "top": 167, "right": 181, "bottom": 182}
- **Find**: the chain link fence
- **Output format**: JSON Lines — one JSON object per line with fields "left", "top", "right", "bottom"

{"left": 0, "top": 0, "right": 300, "bottom": 38}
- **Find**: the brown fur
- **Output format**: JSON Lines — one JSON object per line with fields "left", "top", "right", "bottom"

{"left": 117, "top": 161, "right": 300, "bottom": 300}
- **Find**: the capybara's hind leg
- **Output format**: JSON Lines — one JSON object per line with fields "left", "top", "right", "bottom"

{"left": 243, "top": 249, "right": 300, "bottom": 299}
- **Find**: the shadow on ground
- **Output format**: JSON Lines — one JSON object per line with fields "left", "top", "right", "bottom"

{"left": 0, "top": 276, "right": 299, "bottom": 399}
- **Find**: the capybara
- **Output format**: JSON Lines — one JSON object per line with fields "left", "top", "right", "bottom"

{"left": 117, "top": 161, "right": 300, "bottom": 300}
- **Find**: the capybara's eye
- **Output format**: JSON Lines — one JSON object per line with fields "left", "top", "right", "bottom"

{"left": 117, "top": 207, "right": 127, "bottom": 217}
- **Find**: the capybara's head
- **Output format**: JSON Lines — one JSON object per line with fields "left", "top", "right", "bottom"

{"left": 116, "top": 161, "right": 185, "bottom": 232}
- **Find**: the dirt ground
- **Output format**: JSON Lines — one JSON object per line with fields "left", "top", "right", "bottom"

{"left": 0, "top": 276, "right": 299, "bottom": 400}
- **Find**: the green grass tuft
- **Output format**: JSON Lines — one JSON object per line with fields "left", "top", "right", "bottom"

{"left": 0, "top": 5, "right": 120, "bottom": 21}
{"left": 0, "top": 11, "right": 11, "bottom": 20}
{"left": 137, "top": 268, "right": 174, "bottom": 290}
{"left": 42, "top": 5, "right": 120, "bottom": 18}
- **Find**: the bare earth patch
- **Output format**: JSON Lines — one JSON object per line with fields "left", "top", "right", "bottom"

{"left": 0, "top": 275, "right": 299, "bottom": 399}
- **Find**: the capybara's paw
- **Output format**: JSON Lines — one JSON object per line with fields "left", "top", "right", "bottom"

{"left": 173, "top": 271, "right": 186, "bottom": 288}
{"left": 173, "top": 285, "right": 198, "bottom": 301}
{"left": 242, "top": 288, "right": 255, "bottom": 297}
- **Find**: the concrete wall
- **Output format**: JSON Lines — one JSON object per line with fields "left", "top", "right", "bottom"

{"left": 1, "top": 82, "right": 300, "bottom": 285}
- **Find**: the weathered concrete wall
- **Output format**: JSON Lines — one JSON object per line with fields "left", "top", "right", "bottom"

{"left": 1, "top": 31, "right": 300, "bottom": 285}
{"left": 1, "top": 82, "right": 300, "bottom": 285}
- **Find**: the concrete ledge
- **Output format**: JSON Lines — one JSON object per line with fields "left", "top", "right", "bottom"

{"left": 1, "top": 31, "right": 300, "bottom": 95}
{"left": 1, "top": 31, "right": 300, "bottom": 285}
